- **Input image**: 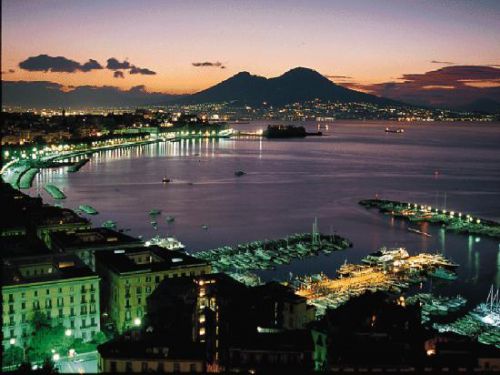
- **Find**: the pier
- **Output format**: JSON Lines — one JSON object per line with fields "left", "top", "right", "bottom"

{"left": 360, "top": 198, "right": 500, "bottom": 239}
{"left": 194, "top": 222, "right": 352, "bottom": 273}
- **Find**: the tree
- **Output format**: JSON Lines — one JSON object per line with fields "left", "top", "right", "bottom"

{"left": 26, "top": 312, "right": 73, "bottom": 363}
{"left": 2, "top": 345, "right": 24, "bottom": 367}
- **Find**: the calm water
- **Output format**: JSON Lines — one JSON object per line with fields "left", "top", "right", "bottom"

{"left": 28, "top": 121, "right": 500, "bottom": 306}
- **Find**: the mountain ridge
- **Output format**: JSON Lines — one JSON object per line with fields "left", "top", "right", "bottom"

{"left": 175, "top": 67, "right": 403, "bottom": 107}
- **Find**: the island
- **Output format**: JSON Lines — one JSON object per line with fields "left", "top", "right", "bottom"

{"left": 263, "top": 124, "right": 322, "bottom": 138}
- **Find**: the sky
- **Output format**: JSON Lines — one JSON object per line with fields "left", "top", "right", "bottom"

{"left": 2, "top": 0, "right": 500, "bottom": 95}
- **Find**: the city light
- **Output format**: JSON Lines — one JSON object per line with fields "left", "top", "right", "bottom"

{"left": 134, "top": 317, "right": 142, "bottom": 326}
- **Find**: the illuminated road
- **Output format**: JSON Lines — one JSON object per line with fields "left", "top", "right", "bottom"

{"left": 57, "top": 351, "right": 98, "bottom": 374}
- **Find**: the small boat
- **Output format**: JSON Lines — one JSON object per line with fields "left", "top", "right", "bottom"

{"left": 408, "top": 227, "right": 432, "bottom": 237}
{"left": 235, "top": 170, "right": 246, "bottom": 177}
{"left": 102, "top": 220, "right": 116, "bottom": 229}
{"left": 149, "top": 209, "right": 162, "bottom": 216}
{"left": 429, "top": 267, "right": 458, "bottom": 281}
{"left": 385, "top": 127, "right": 404, "bottom": 134}
{"left": 162, "top": 177, "right": 172, "bottom": 183}
{"left": 166, "top": 215, "right": 175, "bottom": 223}
{"left": 201, "top": 224, "right": 209, "bottom": 230}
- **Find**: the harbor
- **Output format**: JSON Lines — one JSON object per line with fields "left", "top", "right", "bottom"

{"left": 433, "top": 286, "right": 500, "bottom": 348}
{"left": 360, "top": 198, "right": 500, "bottom": 239}
{"left": 292, "top": 248, "right": 459, "bottom": 317}
{"left": 194, "top": 220, "right": 352, "bottom": 273}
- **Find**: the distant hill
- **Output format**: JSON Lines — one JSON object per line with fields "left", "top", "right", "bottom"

{"left": 2, "top": 81, "right": 180, "bottom": 108}
{"left": 175, "top": 67, "right": 403, "bottom": 107}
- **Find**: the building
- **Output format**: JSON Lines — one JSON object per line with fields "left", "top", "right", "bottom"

{"left": 227, "top": 329, "right": 321, "bottom": 372}
{"left": 29, "top": 206, "right": 91, "bottom": 246}
{"left": 147, "top": 274, "right": 316, "bottom": 370}
{"left": 95, "top": 246, "right": 210, "bottom": 334}
{"left": 49, "top": 227, "right": 143, "bottom": 271}
{"left": 2, "top": 251, "right": 101, "bottom": 351}
{"left": 97, "top": 332, "right": 206, "bottom": 373}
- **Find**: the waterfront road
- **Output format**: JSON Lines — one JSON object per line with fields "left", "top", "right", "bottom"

{"left": 57, "top": 351, "right": 98, "bottom": 374}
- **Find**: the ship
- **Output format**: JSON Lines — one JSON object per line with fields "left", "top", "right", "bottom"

{"left": 102, "top": 220, "right": 116, "bottom": 229}
{"left": 362, "top": 247, "right": 410, "bottom": 265}
{"left": 429, "top": 267, "right": 458, "bottom": 280}
{"left": 149, "top": 209, "right": 162, "bottom": 216}
{"left": 385, "top": 127, "right": 404, "bottom": 133}
{"left": 235, "top": 170, "right": 246, "bottom": 177}
{"left": 162, "top": 177, "right": 172, "bottom": 183}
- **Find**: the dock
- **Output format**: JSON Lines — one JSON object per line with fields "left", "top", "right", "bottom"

{"left": 360, "top": 198, "right": 500, "bottom": 239}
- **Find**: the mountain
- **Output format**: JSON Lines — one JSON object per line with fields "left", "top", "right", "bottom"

{"left": 2, "top": 81, "right": 180, "bottom": 108}
{"left": 176, "top": 67, "right": 402, "bottom": 106}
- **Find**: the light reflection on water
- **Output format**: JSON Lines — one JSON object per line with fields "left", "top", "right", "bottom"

{"left": 28, "top": 120, "right": 500, "bottom": 305}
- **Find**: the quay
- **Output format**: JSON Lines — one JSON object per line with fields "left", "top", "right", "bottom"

{"left": 292, "top": 249, "right": 458, "bottom": 316}
{"left": 360, "top": 198, "right": 500, "bottom": 239}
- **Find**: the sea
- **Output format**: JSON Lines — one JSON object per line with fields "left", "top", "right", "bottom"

{"left": 27, "top": 120, "right": 500, "bottom": 307}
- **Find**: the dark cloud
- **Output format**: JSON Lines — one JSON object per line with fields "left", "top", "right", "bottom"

{"left": 2, "top": 80, "right": 179, "bottom": 108}
{"left": 192, "top": 61, "right": 226, "bottom": 69}
{"left": 19, "top": 54, "right": 102, "bottom": 73}
{"left": 80, "top": 59, "right": 103, "bottom": 72}
{"left": 431, "top": 60, "right": 455, "bottom": 65}
{"left": 113, "top": 71, "right": 125, "bottom": 79}
{"left": 350, "top": 65, "right": 500, "bottom": 111}
{"left": 106, "top": 58, "right": 131, "bottom": 70}
{"left": 129, "top": 66, "right": 156, "bottom": 75}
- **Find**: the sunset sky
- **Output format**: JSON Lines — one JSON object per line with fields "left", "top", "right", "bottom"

{"left": 2, "top": 0, "right": 500, "bottom": 94}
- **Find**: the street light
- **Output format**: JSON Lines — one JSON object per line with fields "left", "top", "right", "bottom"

{"left": 9, "top": 338, "right": 16, "bottom": 345}
{"left": 53, "top": 353, "right": 60, "bottom": 361}
{"left": 65, "top": 329, "right": 73, "bottom": 337}
{"left": 134, "top": 317, "right": 141, "bottom": 326}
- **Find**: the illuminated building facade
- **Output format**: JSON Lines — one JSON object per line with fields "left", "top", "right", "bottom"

{"left": 95, "top": 246, "right": 210, "bottom": 334}
{"left": 2, "top": 253, "right": 100, "bottom": 351}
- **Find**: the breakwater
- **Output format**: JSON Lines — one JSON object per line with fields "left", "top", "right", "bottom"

{"left": 360, "top": 199, "right": 500, "bottom": 239}
{"left": 44, "top": 184, "right": 66, "bottom": 199}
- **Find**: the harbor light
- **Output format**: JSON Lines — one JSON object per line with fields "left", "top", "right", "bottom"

{"left": 450, "top": 211, "right": 455, "bottom": 217}
{"left": 134, "top": 317, "right": 142, "bottom": 326}
{"left": 459, "top": 213, "right": 462, "bottom": 218}
{"left": 9, "top": 338, "right": 16, "bottom": 345}
{"left": 476, "top": 219, "right": 481, "bottom": 224}
{"left": 65, "top": 329, "right": 72, "bottom": 336}
{"left": 442, "top": 210, "right": 447, "bottom": 214}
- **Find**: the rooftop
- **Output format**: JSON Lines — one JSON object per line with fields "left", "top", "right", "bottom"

{"left": 29, "top": 205, "right": 90, "bottom": 227}
{"left": 0, "top": 234, "right": 54, "bottom": 259}
{"left": 95, "top": 246, "right": 209, "bottom": 275}
{"left": 2, "top": 253, "right": 97, "bottom": 287}
{"left": 98, "top": 332, "right": 205, "bottom": 360}
{"left": 50, "top": 227, "right": 143, "bottom": 250}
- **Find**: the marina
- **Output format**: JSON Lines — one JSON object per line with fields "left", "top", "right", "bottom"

{"left": 292, "top": 248, "right": 459, "bottom": 317}
{"left": 145, "top": 235, "right": 185, "bottom": 251}
{"left": 406, "top": 293, "right": 467, "bottom": 324}
{"left": 194, "top": 220, "right": 352, "bottom": 273}
{"left": 360, "top": 198, "right": 500, "bottom": 239}
{"left": 433, "top": 286, "right": 500, "bottom": 348}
